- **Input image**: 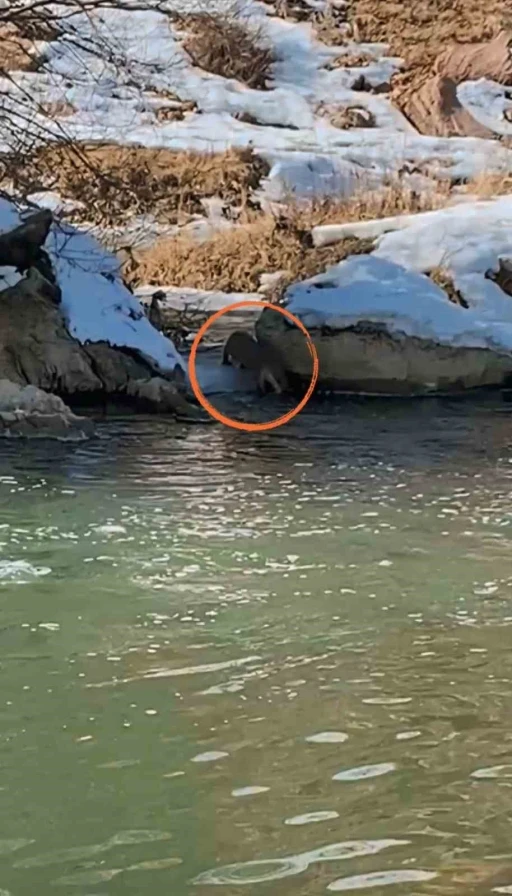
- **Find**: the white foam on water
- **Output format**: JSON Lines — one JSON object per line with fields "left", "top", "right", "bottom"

{"left": 327, "top": 870, "right": 438, "bottom": 891}
{"left": 305, "top": 732, "right": 349, "bottom": 743}
{"left": 192, "top": 856, "right": 310, "bottom": 886}
{"left": 471, "top": 765, "right": 512, "bottom": 779}
{"left": 285, "top": 811, "right": 339, "bottom": 825}
{"left": 191, "top": 751, "right": 229, "bottom": 763}
{"left": 231, "top": 786, "right": 270, "bottom": 797}
{"left": 0, "top": 560, "right": 51, "bottom": 583}
{"left": 300, "top": 839, "right": 410, "bottom": 865}
{"left": 332, "top": 763, "right": 396, "bottom": 781}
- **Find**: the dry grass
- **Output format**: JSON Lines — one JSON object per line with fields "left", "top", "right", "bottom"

{"left": 39, "top": 100, "right": 76, "bottom": 119}
{"left": 291, "top": 179, "right": 453, "bottom": 228}
{"left": 178, "top": 11, "right": 275, "bottom": 90}
{"left": 154, "top": 100, "right": 197, "bottom": 123}
{"left": 463, "top": 171, "right": 512, "bottom": 198}
{"left": 347, "top": 0, "right": 509, "bottom": 62}
{"left": 125, "top": 215, "right": 374, "bottom": 294}
{"left": 427, "top": 266, "right": 468, "bottom": 307}
{"left": 126, "top": 181, "right": 456, "bottom": 294}
{"left": 6, "top": 144, "right": 270, "bottom": 228}
{"left": 312, "top": 9, "right": 351, "bottom": 46}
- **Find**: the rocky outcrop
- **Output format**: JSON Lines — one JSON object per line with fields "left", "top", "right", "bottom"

{"left": 433, "top": 32, "right": 512, "bottom": 85}
{"left": 397, "top": 31, "right": 512, "bottom": 137}
{"left": 0, "top": 209, "right": 53, "bottom": 273}
{"left": 400, "top": 74, "right": 496, "bottom": 139}
{"left": 0, "top": 209, "right": 201, "bottom": 420}
{"left": 255, "top": 310, "right": 512, "bottom": 395}
{"left": 0, "top": 380, "right": 94, "bottom": 440}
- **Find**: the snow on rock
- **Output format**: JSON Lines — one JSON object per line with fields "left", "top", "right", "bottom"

{"left": 286, "top": 256, "right": 480, "bottom": 344}
{"left": 0, "top": 199, "right": 185, "bottom": 374}
{"left": 286, "top": 196, "right": 512, "bottom": 356}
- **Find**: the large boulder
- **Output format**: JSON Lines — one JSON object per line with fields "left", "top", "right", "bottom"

{"left": 256, "top": 314, "right": 512, "bottom": 394}
{"left": 0, "top": 208, "right": 200, "bottom": 419}
{"left": 255, "top": 256, "right": 512, "bottom": 395}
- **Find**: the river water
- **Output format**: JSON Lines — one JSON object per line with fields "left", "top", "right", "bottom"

{"left": 2, "top": 396, "right": 512, "bottom": 895}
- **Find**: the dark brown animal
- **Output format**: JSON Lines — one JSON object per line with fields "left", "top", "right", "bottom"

{"left": 148, "top": 291, "right": 164, "bottom": 331}
{"left": 222, "top": 329, "right": 288, "bottom": 395}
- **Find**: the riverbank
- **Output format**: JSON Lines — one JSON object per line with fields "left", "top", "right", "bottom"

{"left": 1, "top": 1, "right": 512, "bottom": 421}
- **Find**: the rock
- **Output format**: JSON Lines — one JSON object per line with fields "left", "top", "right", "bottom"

{"left": 401, "top": 73, "right": 496, "bottom": 139}
{"left": 255, "top": 310, "right": 512, "bottom": 395}
{"left": 485, "top": 258, "right": 512, "bottom": 296}
{"left": 0, "top": 206, "right": 195, "bottom": 419}
{"left": 126, "top": 377, "right": 210, "bottom": 421}
{"left": 0, "top": 379, "right": 94, "bottom": 440}
{"left": 0, "top": 209, "right": 53, "bottom": 272}
{"left": 0, "top": 264, "right": 194, "bottom": 415}
{"left": 397, "top": 32, "right": 512, "bottom": 137}
{"left": 148, "top": 292, "right": 164, "bottom": 331}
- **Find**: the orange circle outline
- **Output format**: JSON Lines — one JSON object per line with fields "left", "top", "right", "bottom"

{"left": 188, "top": 301, "right": 319, "bottom": 432}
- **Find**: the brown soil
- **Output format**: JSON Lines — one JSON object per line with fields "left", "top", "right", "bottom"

{"left": 398, "top": 32, "right": 512, "bottom": 135}
{"left": 485, "top": 257, "right": 512, "bottom": 296}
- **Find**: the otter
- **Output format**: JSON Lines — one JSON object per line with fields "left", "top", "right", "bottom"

{"left": 222, "top": 330, "right": 288, "bottom": 395}
{"left": 148, "top": 291, "right": 164, "bottom": 331}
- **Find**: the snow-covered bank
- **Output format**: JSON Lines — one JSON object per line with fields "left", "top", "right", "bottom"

{"left": 287, "top": 197, "right": 512, "bottom": 356}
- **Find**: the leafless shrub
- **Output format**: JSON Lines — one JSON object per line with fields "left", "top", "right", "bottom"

{"left": 177, "top": 7, "right": 276, "bottom": 89}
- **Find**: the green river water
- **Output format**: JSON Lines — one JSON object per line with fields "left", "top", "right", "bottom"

{"left": 2, "top": 396, "right": 512, "bottom": 896}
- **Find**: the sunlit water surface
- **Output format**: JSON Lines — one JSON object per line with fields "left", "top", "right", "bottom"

{"left": 2, "top": 396, "right": 512, "bottom": 895}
